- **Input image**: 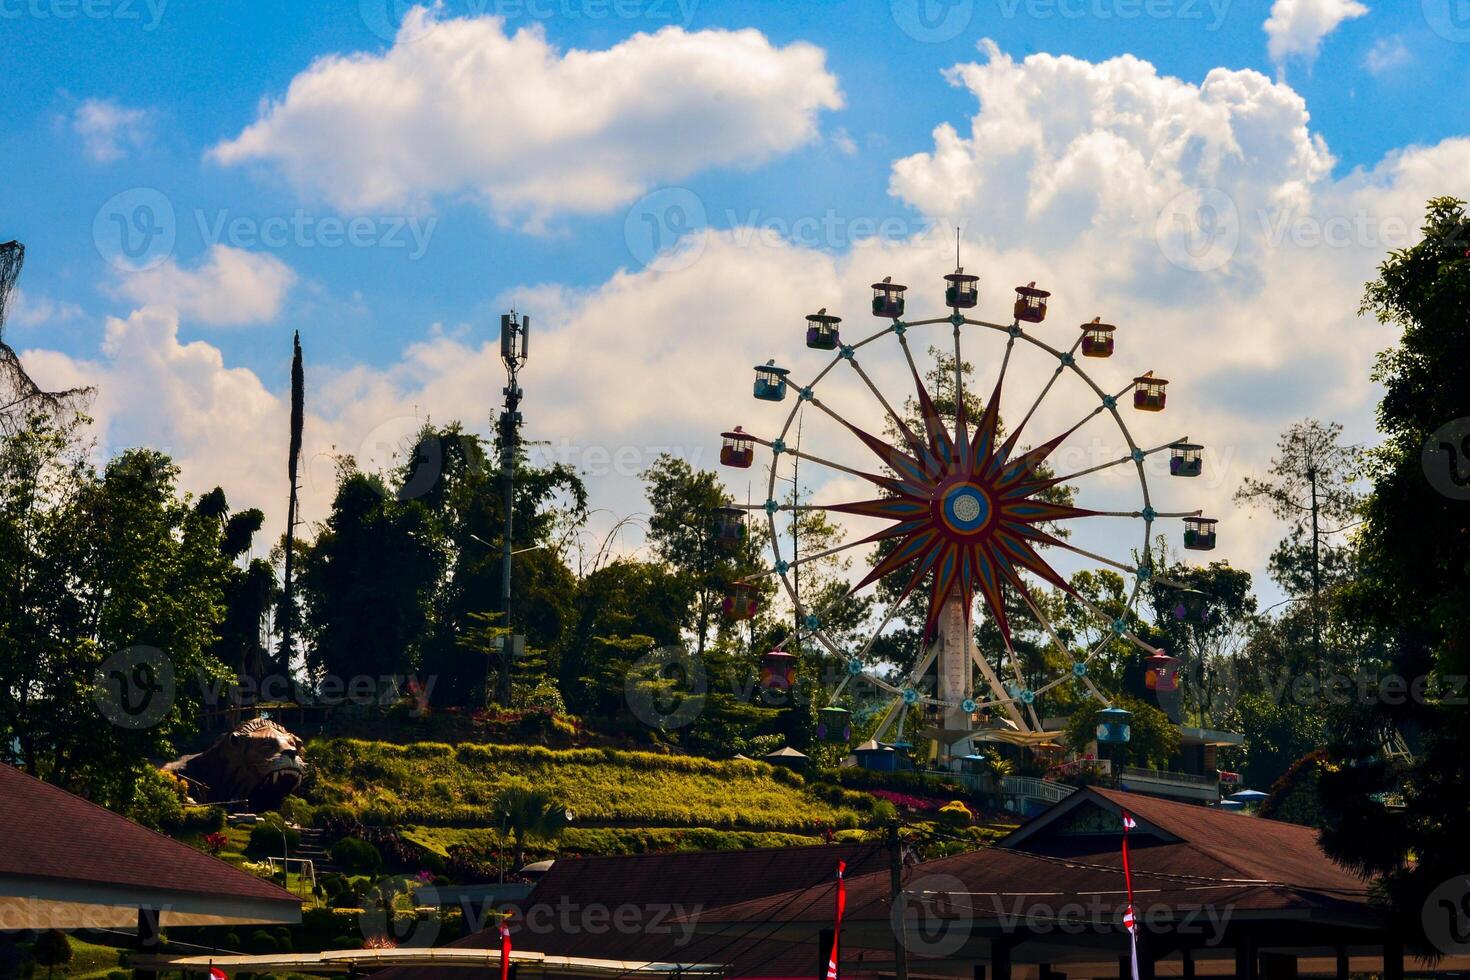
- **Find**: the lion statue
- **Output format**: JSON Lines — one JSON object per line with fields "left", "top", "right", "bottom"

{"left": 165, "top": 718, "right": 306, "bottom": 812}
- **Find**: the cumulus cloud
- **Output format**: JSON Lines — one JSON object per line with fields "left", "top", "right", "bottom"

{"left": 209, "top": 12, "right": 842, "bottom": 225}
{"left": 1264, "top": 0, "right": 1368, "bottom": 70}
{"left": 883, "top": 40, "right": 1468, "bottom": 582}
{"left": 22, "top": 41, "right": 1470, "bottom": 603}
{"left": 72, "top": 98, "right": 152, "bottom": 163}
{"left": 111, "top": 245, "right": 297, "bottom": 327}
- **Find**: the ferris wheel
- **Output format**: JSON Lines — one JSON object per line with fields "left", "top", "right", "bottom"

{"left": 715, "top": 266, "right": 1220, "bottom": 765}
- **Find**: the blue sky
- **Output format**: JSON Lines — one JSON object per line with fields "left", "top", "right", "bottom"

{"left": 5, "top": 0, "right": 1467, "bottom": 376}
{"left": 3, "top": 0, "right": 1469, "bottom": 605}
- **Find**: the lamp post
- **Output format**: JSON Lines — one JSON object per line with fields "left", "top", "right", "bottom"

{"left": 496, "top": 310, "right": 529, "bottom": 708}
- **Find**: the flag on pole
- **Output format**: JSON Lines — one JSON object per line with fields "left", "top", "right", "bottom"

{"left": 1120, "top": 811, "right": 1140, "bottom": 980}
{"left": 209, "top": 966, "right": 227, "bottom": 980}
{"left": 499, "top": 911, "right": 514, "bottom": 980}
{"left": 825, "top": 861, "right": 847, "bottom": 980}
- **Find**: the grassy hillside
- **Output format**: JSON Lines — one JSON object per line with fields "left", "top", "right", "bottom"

{"left": 306, "top": 738, "right": 881, "bottom": 833}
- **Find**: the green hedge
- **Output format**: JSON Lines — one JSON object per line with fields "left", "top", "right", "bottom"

{"left": 305, "top": 739, "right": 874, "bottom": 832}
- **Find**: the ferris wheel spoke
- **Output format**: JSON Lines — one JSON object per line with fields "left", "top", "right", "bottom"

{"left": 807, "top": 396, "right": 931, "bottom": 492}
{"left": 1070, "top": 591, "right": 1164, "bottom": 656}
{"left": 898, "top": 332, "right": 954, "bottom": 463}
{"left": 1009, "top": 364, "right": 1066, "bottom": 452}
{"left": 952, "top": 320, "right": 970, "bottom": 453}
{"left": 1047, "top": 437, "right": 1186, "bottom": 486}
{"left": 746, "top": 433, "right": 905, "bottom": 494}
{"left": 843, "top": 354, "right": 935, "bottom": 470}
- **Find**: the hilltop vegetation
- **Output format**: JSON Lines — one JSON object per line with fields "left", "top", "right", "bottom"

{"left": 305, "top": 738, "right": 879, "bottom": 832}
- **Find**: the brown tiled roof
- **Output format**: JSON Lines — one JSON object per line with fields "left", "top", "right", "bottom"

{"left": 0, "top": 762, "right": 297, "bottom": 907}
{"left": 692, "top": 789, "right": 1372, "bottom": 931}
{"left": 374, "top": 843, "right": 888, "bottom": 980}
{"left": 1080, "top": 786, "right": 1368, "bottom": 896}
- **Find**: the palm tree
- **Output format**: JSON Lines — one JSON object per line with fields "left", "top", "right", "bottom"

{"left": 493, "top": 784, "right": 568, "bottom": 874}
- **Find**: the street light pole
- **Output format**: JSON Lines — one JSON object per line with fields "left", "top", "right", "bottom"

{"left": 496, "top": 311, "right": 529, "bottom": 708}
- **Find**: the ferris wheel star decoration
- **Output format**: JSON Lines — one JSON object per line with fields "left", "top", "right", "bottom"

{"left": 716, "top": 264, "right": 1220, "bottom": 761}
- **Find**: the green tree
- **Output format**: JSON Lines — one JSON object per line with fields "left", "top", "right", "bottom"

{"left": 557, "top": 558, "right": 690, "bottom": 719}
{"left": 1317, "top": 197, "right": 1470, "bottom": 943}
{"left": 493, "top": 783, "right": 568, "bottom": 872}
{"left": 1064, "top": 695, "right": 1180, "bottom": 770}
{"left": 642, "top": 454, "right": 742, "bottom": 658}
{"left": 29, "top": 931, "right": 70, "bottom": 980}
{"left": 1227, "top": 692, "right": 1325, "bottom": 792}
{"left": 0, "top": 417, "right": 231, "bottom": 807}
{"left": 298, "top": 464, "right": 442, "bottom": 682}
{"left": 1143, "top": 556, "right": 1255, "bottom": 727}
{"left": 412, "top": 423, "right": 583, "bottom": 706}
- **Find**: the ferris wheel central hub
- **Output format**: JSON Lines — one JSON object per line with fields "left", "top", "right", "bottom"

{"left": 935, "top": 479, "right": 994, "bottom": 538}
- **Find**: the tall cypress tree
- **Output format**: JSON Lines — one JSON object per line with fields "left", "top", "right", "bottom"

{"left": 278, "top": 331, "right": 304, "bottom": 673}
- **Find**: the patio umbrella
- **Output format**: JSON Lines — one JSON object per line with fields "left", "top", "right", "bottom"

{"left": 1230, "top": 789, "right": 1269, "bottom": 802}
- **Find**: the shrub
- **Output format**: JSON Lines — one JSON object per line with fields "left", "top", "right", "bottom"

{"left": 180, "top": 806, "right": 227, "bottom": 833}
{"left": 329, "top": 837, "right": 382, "bottom": 875}
{"left": 30, "top": 932, "right": 70, "bottom": 978}
{"left": 126, "top": 769, "right": 187, "bottom": 831}
{"left": 247, "top": 931, "right": 278, "bottom": 954}
{"left": 247, "top": 818, "right": 299, "bottom": 855}
{"left": 937, "top": 800, "right": 973, "bottom": 825}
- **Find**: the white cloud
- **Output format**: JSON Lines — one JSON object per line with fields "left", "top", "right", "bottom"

{"left": 1264, "top": 0, "right": 1368, "bottom": 70}
{"left": 111, "top": 245, "right": 297, "bottom": 327}
{"left": 71, "top": 98, "right": 152, "bottom": 163}
{"left": 1363, "top": 36, "right": 1410, "bottom": 75}
{"left": 209, "top": 12, "right": 842, "bottom": 225}
{"left": 884, "top": 40, "right": 1468, "bottom": 588}
{"left": 20, "top": 41, "right": 1470, "bottom": 608}
{"left": 8, "top": 291, "right": 84, "bottom": 329}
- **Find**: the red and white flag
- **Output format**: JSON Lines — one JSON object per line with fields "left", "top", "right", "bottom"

{"left": 499, "top": 912, "right": 513, "bottom": 980}
{"left": 824, "top": 861, "right": 847, "bottom": 980}
{"left": 208, "top": 967, "right": 227, "bottom": 980}
{"left": 1120, "top": 812, "right": 1140, "bottom": 980}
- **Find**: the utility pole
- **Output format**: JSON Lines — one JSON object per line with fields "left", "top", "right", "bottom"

{"left": 887, "top": 821, "right": 909, "bottom": 980}
{"left": 496, "top": 311, "right": 529, "bottom": 708}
